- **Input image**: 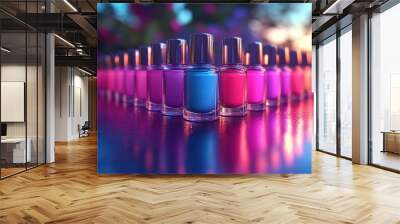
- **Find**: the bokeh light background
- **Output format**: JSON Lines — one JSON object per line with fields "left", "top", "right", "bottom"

{"left": 98, "top": 3, "right": 312, "bottom": 62}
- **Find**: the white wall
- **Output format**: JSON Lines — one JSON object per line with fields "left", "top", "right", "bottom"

{"left": 55, "top": 67, "right": 89, "bottom": 141}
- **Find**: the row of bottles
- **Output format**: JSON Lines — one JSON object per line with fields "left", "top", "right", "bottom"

{"left": 98, "top": 33, "right": 312, "bottom": 122}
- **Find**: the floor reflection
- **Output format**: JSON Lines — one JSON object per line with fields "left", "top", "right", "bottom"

{"left": 98, "top": 96, "right": 313, "bottom": 174}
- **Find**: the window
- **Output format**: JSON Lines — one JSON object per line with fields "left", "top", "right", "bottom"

{"left": 371, "top": 3, "right": 400, "bottom": 171}
{"left": 317, "top": 36, "right": 337, "bottom": 154}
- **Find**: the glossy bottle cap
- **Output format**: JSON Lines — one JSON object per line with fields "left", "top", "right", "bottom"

{"left": 166, "top": 39, "right": 186, "bottom": 65}
{"left": 139, "top": 46, "right": 151, "bottom": 66}
{"left": 112, "top": 53, "right": 121, "bottom": 68}
{"left": 264, "top": 44, "right": 277, "bottom": 67}
{"left": 150, "top": 43, "right": 166, "bottom": 66}
{"left": 247, "top": 41, "right": 263, "bottom": 66}
{"left": 289, "top": 50, "right": 298, "bottom": 67}
{"left": 105, "top": 55, "right": 112, "bottom": 68}
{"left": 189, "top": 33, "right": 214, "bottom": 65}
{"left": 222, "top": 36, "right": 242, "bottom": 65}
{"left": 123, "top": 49, "right": 137, "bottom": 68}
{"left": 277, "top": 47, "right": 287, "bottom": 67}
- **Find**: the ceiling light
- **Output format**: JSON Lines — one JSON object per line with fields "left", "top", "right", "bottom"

{"left": 54, "top": 34, "right": 75, "bottom": 48}
{"left": 78, "top": 67, "right": 93, "bottom": 76}
{"left": 1, "top": 47, "right": 11, "bottom": 53}
{"left": 63, "top": 0, "right": 78, "bottom": 12}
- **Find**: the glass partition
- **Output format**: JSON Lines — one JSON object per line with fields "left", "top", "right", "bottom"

{"left": 0, "top": 1, "right": 46, "bottom": 179}
{"left": 317, "top": 36, "right": 337, "bottom": 154}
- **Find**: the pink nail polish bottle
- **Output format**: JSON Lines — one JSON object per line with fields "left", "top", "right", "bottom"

{"left": 115, "top": 52, "right": 126, "bottom": 102}
{"left": 135, "top": 46, "right": 150, "bottom": 107}
{"left": 123, "top": 49, "right": 138, "bottom": 104}
{"left": 264, "top": 44, "right": 281, "bottom": 106}
{"left": 104, "top": 55, "right": 114, "bottom": 101}
{"left": 219, "top": 37, "right": 246, "bottom": 116}
{"left": 246, "top": 41, "right": 266, "bottom": 111}
{"left": 289, "top": 50, "right": 304, "bottom": 101}
{"left": 146, "top": 43, "right": 166, "bottom": 111}
{"left": 277, "top": 47, "right": 292, "bottom": 103}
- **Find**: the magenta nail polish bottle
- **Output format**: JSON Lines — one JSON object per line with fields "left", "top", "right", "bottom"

{"left": 264, "top": 44, "right": 281, "bottom": 106}
{"left": 97, "top": 56, "right": 106, "bottom": 96}
{"left": 277, "top": 47, "right": 292, "bottom": 103}
{"left": 301, "top": 52, "right": 312, "bottom": 97}
{"left": 289, "top": 50, "right": 304, "bottom": 101}
{"left": 162, "top": 39, "right": 186, "bottom": 116}
{"left": 115, "top": 52, "right": 126, "bottom": 102}
{"left": 246, "top": 41, "right": 266, "bottom": 111}
{"left": 104, "top": 55, "right": 114, "bottom": 100}
{"left": 135, "top": 46, "right": 150, "bottom": 107}
{"left": 147, "top": 43, "right": 166, "bottom": 111}
{"left": 219, "top": 37, "right": 246, "bottom": 116}
{"left": 123, "top": 49, "right": 138, "bottom": 104}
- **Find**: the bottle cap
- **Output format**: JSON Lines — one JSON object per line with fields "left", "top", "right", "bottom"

{"left": 289, "top": 50, "right": 298, "bottom": 67}
{"left": 189, "top": 33, "right": 214, "bottom": 65}
{"left": 112, "top": 53, "right": 121, "bottom": 68}
{"left": 123, "top": 49, "right": 137, "bottom": 68}
{"left": 139, "top": 46, "right": 150, "bottom": 66}
{"left": 150, "top": 43, "right": 166, "bottom": 66}
{"left": 247, "top": 41, "right": 263, "bottom": 66}
{"left": 166, "top": 39, "right": 186, "bottom": 65}
{"left": 264, "top": 44, "right": 277, "bottom": 67}
{"left": 277, "top": 47, "right": 287, "bottom": 67}
{"left": 222, "top": 37, "right": 242, "bottom": 65}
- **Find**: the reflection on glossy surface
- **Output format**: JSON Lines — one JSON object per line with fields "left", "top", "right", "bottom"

{"left": 98, "top": 96, "right": 313, "bottom": 174}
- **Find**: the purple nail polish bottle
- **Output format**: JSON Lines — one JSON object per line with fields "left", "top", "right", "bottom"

{"left": 264, "top": 44, "right": 281, "bottom": 106}
{"left": 162, "top": 39, "right": 187, "bottom": 116}
{"left": 135, "top": 46, "right": 150, "bottom": 107}
{"left": 277, "top": 47, "right": 292, "bottom": 103}
{"left": 146, "top": 43, "right": 166, "bottom": 111}
{"left": 246, "top": 41, "right": 266, "bottom": 111}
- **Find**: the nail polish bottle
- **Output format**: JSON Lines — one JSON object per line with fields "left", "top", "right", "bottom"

{"left": 246, "top": 42, "right": 266, "bottom": 111}
{"left": 277, "top": 47, "right": 292, "bottom": 103}
{"left": 123, "top": 49, "right": 138, "bottom": 104}
{"left": 289, "top": 50, "right": 304, "bottom": 101}
{"left": 183, "top": 33, "right": 218, "bottom": 122}
{"left": 97, "top": 56, "right": 106, "bottom": 96}
{"left": 147, "top": 43, "right": 166, "bottom": 111}
{"left": 116, "top": 52, "right": 126, "bottom": 102}
{"left": 162, "top": 39, "right": 187, "bottom": 116}
{"left": 301, "top": 51, "right": 312, "bottom": 98}
{"left": 135, "top": 46, "right": 150, "bottom": 107}
{"left": 219, "top": 37, "right": 246, "bottom": 116}
{"left": 112, "top": 53, "right": 122, "bottom": 101}
{"left": 104, "top": 55, "right": 113, "bottom": 100}
{"left": 264, "top": 44, "right": 281, "bottom": 106}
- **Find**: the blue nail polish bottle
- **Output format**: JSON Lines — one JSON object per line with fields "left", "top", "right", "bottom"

{"left": 183, "top": 33, "right": 218, "bottom": 122}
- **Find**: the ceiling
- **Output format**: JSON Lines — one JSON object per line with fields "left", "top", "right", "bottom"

{"left": 0, "top": 0, "right": 394, "bottom": 74}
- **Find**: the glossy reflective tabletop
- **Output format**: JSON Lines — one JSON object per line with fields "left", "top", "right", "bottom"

{"left": 98, "top": 96, "right": 313, "bottom": 174}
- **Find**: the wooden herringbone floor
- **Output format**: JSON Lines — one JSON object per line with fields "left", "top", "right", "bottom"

{"left": 1, "top": 134, "right": 400, "bottom": 224}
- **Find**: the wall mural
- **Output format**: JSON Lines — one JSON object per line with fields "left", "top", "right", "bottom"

{"left": 97, "top": 3, "right": 313, "bottom": 174}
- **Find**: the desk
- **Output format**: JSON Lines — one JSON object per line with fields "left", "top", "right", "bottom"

{"left": 382, "top": 131, "right": 400, "bottom": 154}
{"left": 1, "top": 138, "right": 31, "bottom": 163}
